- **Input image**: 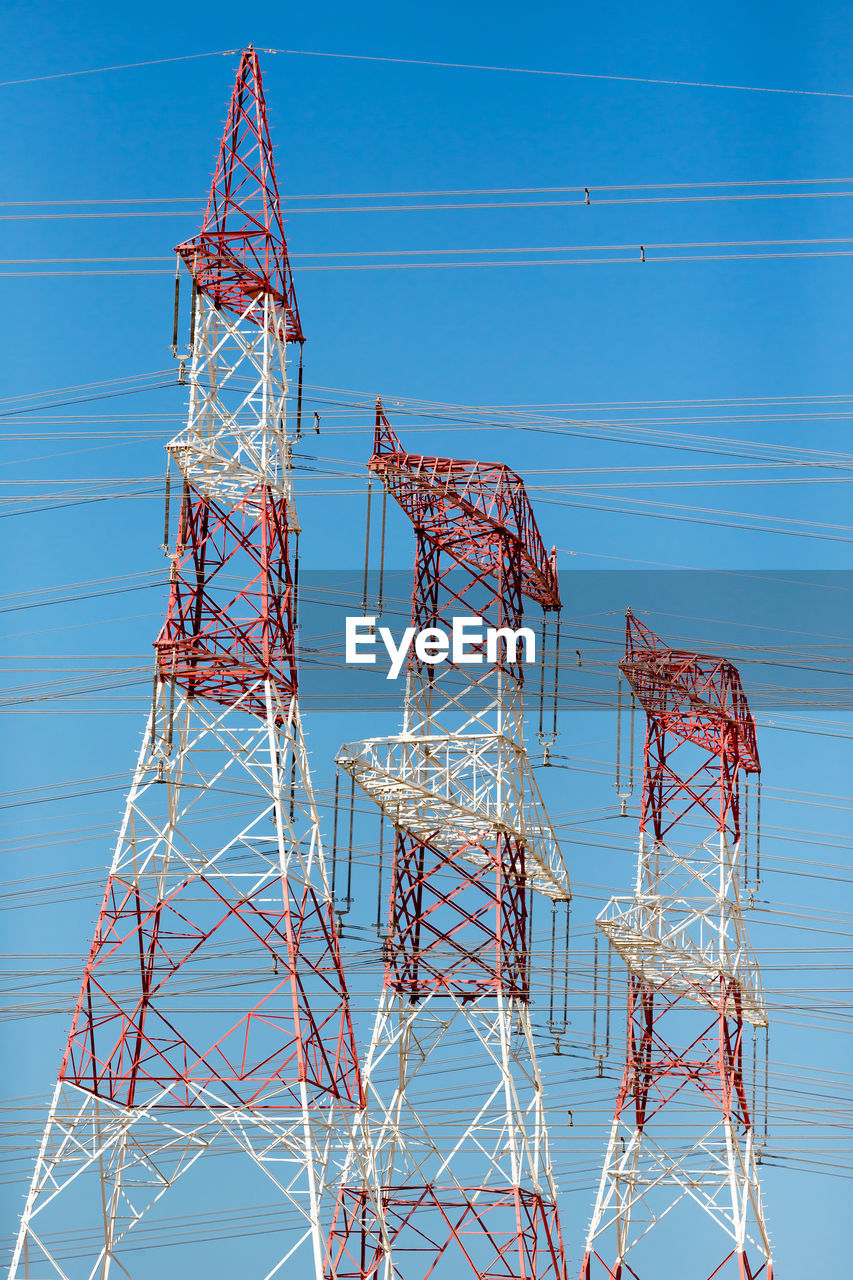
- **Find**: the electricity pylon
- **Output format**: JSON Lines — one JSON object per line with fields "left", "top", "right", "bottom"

{"left": 325, "top": 405, "right": 571, "bottom": 1279}
{"left": 580, "top": 613, "right": 773, "bottom": 1279}
{"left": 11, "top": 48, "right": 367, "bottom": 1280}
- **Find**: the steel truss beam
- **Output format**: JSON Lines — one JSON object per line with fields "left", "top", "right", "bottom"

{"left": 580, "top": 616, "right": 773, "bottom": 1280}
{"left": 175, "top": 45, "right": 303, "bottom": 341}
{"left": 327, "top": 406, "right": 570, "bottom": 1279}
{"left": 12, "top": 48, "right": 364, "bottom": 1279}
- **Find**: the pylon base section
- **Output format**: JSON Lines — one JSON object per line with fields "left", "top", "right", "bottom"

{"left": 579, "top": 1248, "right": 773, "bottom": 1280}
{"left": 328, "top": 1185, "right": 565, "bottom": 1280}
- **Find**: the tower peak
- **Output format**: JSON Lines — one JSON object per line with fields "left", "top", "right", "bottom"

{"left": 176, "top": 47, "right": 303, "bottom": 341}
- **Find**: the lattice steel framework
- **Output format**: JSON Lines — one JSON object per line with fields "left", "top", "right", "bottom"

{"left": 325, "top": 406, "right": 571, "bottom": 1279}
{"left": 11, "top": 48, "right": 367, "bottom": 1280}
{"left": 580, "top": 614, "right": 773, "bottom": 1280}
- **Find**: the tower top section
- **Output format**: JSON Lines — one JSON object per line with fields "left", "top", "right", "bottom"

{"left": 176, "top": 46, "right": 304, "bottom": 342}
{"left": 369, "top": 400, "right": 561, "bottom": 611}
{"left": 621, "top": 612, "right": 760, "bottom": 774}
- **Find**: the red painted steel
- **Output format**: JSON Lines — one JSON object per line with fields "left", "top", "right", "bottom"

{"left": 175, "top": 45, "right": 304, "bottom": 342}
{"left": 374, "top": 398, "right": 558, "bottom": 1006}
{"left": 328, "top": 1186, "right": 565, "bottom": 1280}
{"left": 388, "top": 832, "right": 529, "bottom": 1002}
{"left": 614, "top": 975, "right": 752, "bottom": 1137}
{"left": 327, "top": 404, "right": 567, "bottom": 1278}
{"left": 622, "top": 612, "right": 759, "bottom": 842}
{"left": 12, "top": 49, "right": 359, "bottom": 1278}
{"left": 60, "top": 49, "right": 360, "bottom": 1113}
{"left": 580, "top": 617, "right": 771, "bottom": 1280}
{"left": 370, "top": 402, "right": 561, "bottom": 614}
{"left": 155, "top": 481, "right": 297, "bottom": 718}
{"left": 158, "top": 52, "right": 306, "bottom": 720}
{"left": 61, "top": 869, "right": 363, "bottom": 1109}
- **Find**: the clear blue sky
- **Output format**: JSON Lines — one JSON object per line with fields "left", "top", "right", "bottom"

{"left": 1, "top": 1, "right": 851, "bottom": 1274}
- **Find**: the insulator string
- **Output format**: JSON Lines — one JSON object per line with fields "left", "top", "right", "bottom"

{"left": 162, "top": 456, "right": 172, "bottom": 553}
{"left": 171, "top": 257, "right": 181, "bottom": 355}
{"left": 148, "top": 661, "right": 160, "bottom": 755}
{"left": 604, "top": 938, "right": 612, "bottom": 1057}
{"left": 548, "top": 903, "right": 557, "bottom": 1031}
{"left": 295, "top": 347, "right": 304, "bottom": 442}
{"left": 527, "top": 873, "right": 535, "bottom": 995}
{"left": 375, "top": 808, "right": 386, "bottom": 935}
{"left": 764, "top": 1024, "right": 770, "bottom": 1142}
{"left": 376, "top": 480, "right": 388, "bottom": 616}
{"left": 331, "top": 769, "right": 340, "bottom": 900}
{"left": 615, "top": 672, "right": 636, "bottom": 814}
{"left": 743, "top": 772, "right": 751, "bottom": 891}
{"left": 562, "top": 903, "right": 570, "bottom": 1031}
{"left": 615, "top": 669, "right": 623, "bottom": 795}
{"left": 538, "top": 612, "right": 548, "bottom": 742}
{"left": 551, "top": 612, "right": 561, "bottom": 739}
{"left": 756, "top": 774, "right": 763, "bottom": 888}
{"left": 591, "top": 929, "right": 601, "bottom": 1063}
{"left": 165, "top": 666, "right": 176, "bottom": 752}
{"left": 292, "top": 530, "right": 300, "bottom": 632}
{"left": 361, "top": 475, "right": 373, "bottom": 619}
{"left": 188, "top": 275, "right": 197, "bottom": 350}
{"left": 548, "top": 900, "right": 570, "bottom": 1036}
{"left": 752, "top": 1026, "right": 758, "bottom": 1134}
{"left": 341, "top": 772, "right": 355, "bottom": 914}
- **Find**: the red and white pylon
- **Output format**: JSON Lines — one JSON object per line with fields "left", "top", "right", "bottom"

{"left": 325, "top": 407, "right": 571, "bottom": 1279}
{"left": 11, "top": 48, "right": 367, "bottom": 1279}
{"left": 580, "top": 614, "right": 773, "bottom": 1280}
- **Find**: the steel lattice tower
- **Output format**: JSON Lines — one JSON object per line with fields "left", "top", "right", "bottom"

{"left": 11, "top": 48, "right": 368, "bottom": 1279}
{"left": 580, "top": 614, "right": 773, "bottom": 1279}
{"left": 325, "top": 406, "right": 572, "bottom": 1280}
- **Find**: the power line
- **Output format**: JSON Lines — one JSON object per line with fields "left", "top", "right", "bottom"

{"left": 3, "top": 43, "right": 853, "bottom": 102}
{"left": 263, "top": 46, "right": 853, "bottom": 102}
{"left": 5, "top": 236, "right": 853, "bottom": 267}
{"left": 9, "top": 190, "right": 853, "bottom": 218}
{"left": 0, "top": 49, "right": 236, "bottom": 90}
